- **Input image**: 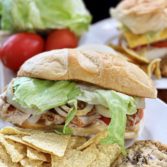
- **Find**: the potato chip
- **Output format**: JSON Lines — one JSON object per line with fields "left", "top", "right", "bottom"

{"left": 122, "top": 45, "right": 149, "bottom": 64}
{"left": 0, "top": 144, "right": 20, "bottom": 167}
{"left": 67, "top": 136, "right": 87, "bottom": 149}
{"left": 22, "top": 132, "right": 70, "bottom": 157}
{"left": 0, "top": 134, "right": 26, "bottom": 163}
{"left": 147, "top": 58, "right": 161, "bottom": 79}
{"left": 51, "top": 145, "right": 97, "bottom": 167}
{"left": 27, "top": 147, "right": 49, "bottom": 162}
{"left": 20, "top": 158, "right": 43, "bottom": 167}
{"left": 109, "top": 43, "right": 149, "bottom": 64}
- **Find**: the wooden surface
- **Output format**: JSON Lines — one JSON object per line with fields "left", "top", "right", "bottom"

{"left": 158, "top": 90, "right": 167, "bottom": 103}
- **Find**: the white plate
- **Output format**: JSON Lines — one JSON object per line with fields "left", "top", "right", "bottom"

{"left": 138, "top": 98, "right": 167, "bottom": 144}
{"left": 80, "top": 18, "right": 167, "bottom": 89}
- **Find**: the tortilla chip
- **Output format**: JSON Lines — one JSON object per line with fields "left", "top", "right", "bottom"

{"left": 0, "top": 144, "right": 20, "bottom": 167}
{"left": 0, "top": 127, "right": 47, "bottom": 136}
{"left": 42, "top": 162, "right": 51, "bottom": 167}
{"left": 51, "top": 145, "right": 97, "bottom": 167}
{"left": 22, "top": 132, "right": 70, "bottom": 157}
{"left": 51, "top": 140, "right": 121, "bottom": 167}
{"left": 5, "top": 135, "right": 27, "bottom": 145}
{"left": 27, "top": 147, "right": 49, "bottom": 162}
{"left": 0, "top": 134, "right": 26, "bottom": 163}
{"left": 89, "top": 144, "right": 121, "bottom": 167}
{"left": 0, "top": 127, "right": 30, "bottom": 135}
{"left": 77, "top": 131, "right": 108, "bottom": 150}
{"left": 67, "top": 136, "right": 87, "bottom": 149}
{"left": 20, "top": 158, "right": 43, "bottom": 167}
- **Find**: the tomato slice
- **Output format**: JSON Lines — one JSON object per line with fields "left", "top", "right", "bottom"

{"left": 100, "top": 109, "right": 144, "bottom": 127}
{"left": 100, "top": 116, "right": 111, "bottom": 125}
{"left": 127, "top": 109, "right": 144, "bottom": 127}
{"left": 151, "top": 40, "right": 167, "bottom": 48}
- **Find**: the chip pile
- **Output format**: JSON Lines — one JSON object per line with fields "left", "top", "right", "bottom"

{"left": 0, "top": 127, "right": 121, "bottom": 167}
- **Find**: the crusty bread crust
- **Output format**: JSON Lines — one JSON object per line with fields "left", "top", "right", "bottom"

{"left": 18, "top": 48, "right": 156, "bottom": 98}
{"left": 113, "top": 140, "right": 167, "bottom": 167}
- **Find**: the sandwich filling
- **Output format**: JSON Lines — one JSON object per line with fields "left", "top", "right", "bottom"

{"left": 0, "top": 77, "right": 145, "bottom": 152}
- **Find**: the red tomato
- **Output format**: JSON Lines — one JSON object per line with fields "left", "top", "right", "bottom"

{"left": 1, "top": 33, "right": 44, "bottom": 71}
{"left": 100, "top": 116, "right": 111, "bottom": 125}
{"left": 151, "top": 40, "right": 167, "bottom": 48}
{"left": 128, "top": 109, "right": 144, "bottom": 126}
{"left": 45, "top": 29, "right": 78, "bottom": 50}
{"left": 0, "top": 47, "right": 3, "bottom": 59}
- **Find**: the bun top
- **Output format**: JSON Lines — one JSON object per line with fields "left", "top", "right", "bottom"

{"left": 111, "top": 0, "right": 167, "bottom": 34}
{"left": 18, "top": 46, "right": 157, "bottom": 98}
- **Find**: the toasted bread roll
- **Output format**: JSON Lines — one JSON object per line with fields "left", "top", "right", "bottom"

{"left": 18, "top": 48, "right": 156, "bottom": 98}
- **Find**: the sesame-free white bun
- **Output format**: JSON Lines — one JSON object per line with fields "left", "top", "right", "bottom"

{"left": 18, "top": 46, "right": 157, "bottom": 98}
{"left": 111, "top": 0, "right": 167, "bottom": 34}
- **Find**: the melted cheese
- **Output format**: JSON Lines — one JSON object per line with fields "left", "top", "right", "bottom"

{"left": 123, "top": 28, "right": 167, "bottom": 48}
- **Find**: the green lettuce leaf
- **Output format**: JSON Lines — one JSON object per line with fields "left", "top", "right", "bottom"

{"left": 0, "top": 0, "right": 91, "bottom": 35}
{"left": 55, "top": 126, "right": 72, "bottom": 135}
{"left": 78, "top": 89, "right": 137, "bottom": 152}
{"left": 12, "top": 77, "right": 81, "bottom": 113}
{"left": 63, "top": 99, "right": 77, "bottom": 134}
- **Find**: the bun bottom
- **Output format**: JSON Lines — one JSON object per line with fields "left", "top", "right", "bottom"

{"left": 20, "top": 121, "right": 140, "bottom": 140}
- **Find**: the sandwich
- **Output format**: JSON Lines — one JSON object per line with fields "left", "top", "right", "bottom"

{"left": 0, "top": 46, "right": 157, "bottom": 151}
{"left": 111, "top": 0, "right": 167, "bottom": 77}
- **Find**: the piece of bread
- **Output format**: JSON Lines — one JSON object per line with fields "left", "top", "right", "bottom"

{"left": 113, "top": 140, "right": 167, "bottom": 167}
{"left": 18, "top": 48, "right": 156, "bottom": 98}
{"left": 111, "top": 0, "right": 167, "bottom": 34}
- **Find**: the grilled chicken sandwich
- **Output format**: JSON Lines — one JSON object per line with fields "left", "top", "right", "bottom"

{"left": 0, "top": 46, "right": 157, "bottom": 151}
{"left": 111, "top": 0, "right": 167, "bottom": 77}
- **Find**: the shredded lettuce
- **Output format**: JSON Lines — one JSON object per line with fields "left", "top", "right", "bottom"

{"left": 63, "top": 99, "right": 77, "bottom": 134}
{"left": 12, "top": 77, "right": 137, "bottom": 152}
{"left": 55, "top": 126, "right": 72, "bottom": 135}
{"left": 0, "top": 0, "right": 91, "bottom": 35}
{"left": 13, "top": 77, "right": 81, "bottom": 113}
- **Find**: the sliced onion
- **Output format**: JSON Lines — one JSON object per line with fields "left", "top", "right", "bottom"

{"left": 60, "top": 105, "right": 71, "bottom": 112}
{"left": 95, "top": 105, "right": 110, "bottom": 118}
{"left": 55, "top": 107, "right": 68, "bottom": 117}
{"left": 27, "top": 115, "right": 41, "bottom": 124}
{"left": 77, "top": 104, "right": 94, "bottom": 116}
{"left": 135, "top": 98, "right": 145, "bottom": 109}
